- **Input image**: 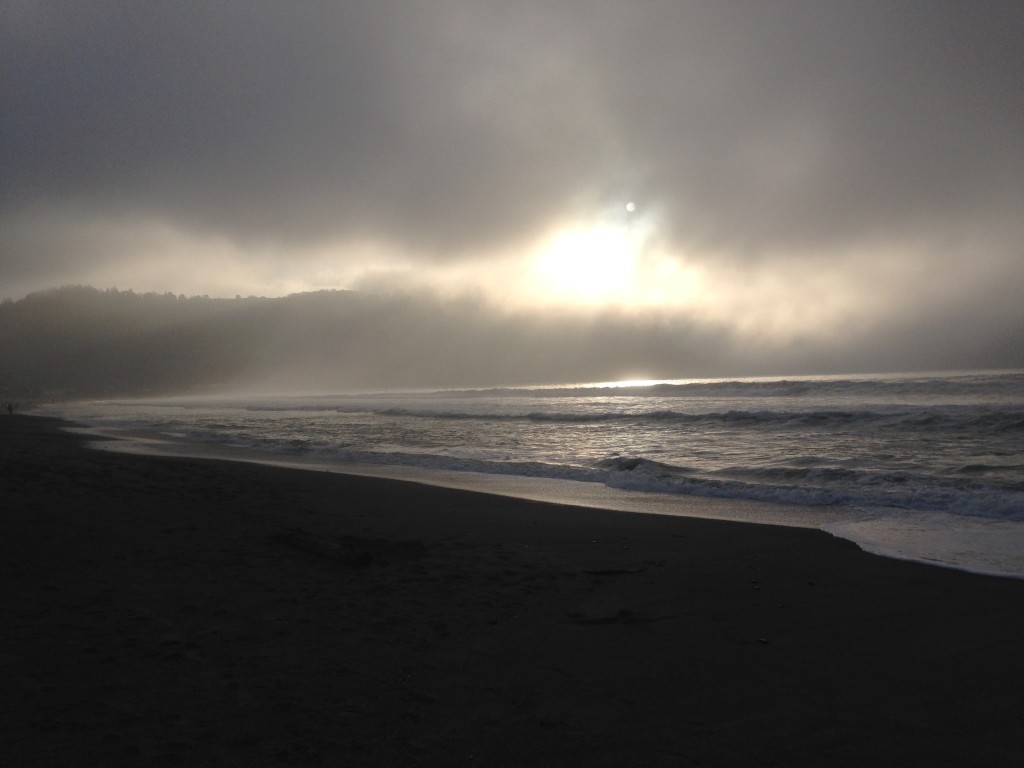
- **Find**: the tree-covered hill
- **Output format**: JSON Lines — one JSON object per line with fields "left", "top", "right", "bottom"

{"left": 1, "top": 286, "right": 705, "bottom": 398}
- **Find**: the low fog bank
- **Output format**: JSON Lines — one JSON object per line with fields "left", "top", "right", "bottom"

{"left": 1, "top": 286, "right": 1019, "bottom": 399}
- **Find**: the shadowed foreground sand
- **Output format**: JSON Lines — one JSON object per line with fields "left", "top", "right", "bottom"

{"left": 3, "top": 415, "right": 1023, "bottom": 766}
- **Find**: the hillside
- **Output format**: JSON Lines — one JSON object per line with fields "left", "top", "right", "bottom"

{"left": 0, "top": 286, "right": 708, "bottom": 398}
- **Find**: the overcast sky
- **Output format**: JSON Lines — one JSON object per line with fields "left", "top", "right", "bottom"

{"left": 2, "top": 1, "right": 1022, "bottom": 376}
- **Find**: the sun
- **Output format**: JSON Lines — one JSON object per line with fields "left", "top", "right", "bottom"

{"left": 514, "top": 205, "right": 707, "bottom": 311}
{"left": 530, "top": 222, "right": 641, "bottom": 305}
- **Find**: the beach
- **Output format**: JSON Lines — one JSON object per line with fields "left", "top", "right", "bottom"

{"left": 4, "top": 415, "right": 1023, "bottom": 766}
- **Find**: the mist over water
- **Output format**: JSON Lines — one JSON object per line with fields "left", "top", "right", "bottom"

{"left": 42, "top": 370, "right": 1024, "bottom": 577}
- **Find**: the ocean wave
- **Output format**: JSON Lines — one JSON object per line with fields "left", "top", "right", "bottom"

{"left": 338, "top": 406, "right": 1024, "bottom": 435}
{"left": 39, "top": 370, "right": 1024, "bottom": 526}
{"left": 443, "top": 370, "right": 1024, "bottom": 400}
{"left": 592, "top": 455, "right": 1024, "bottom": 520}
{"left": 278, "top": 447, "right": 1024, "bottom": 522}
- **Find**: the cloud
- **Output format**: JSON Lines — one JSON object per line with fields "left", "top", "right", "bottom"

{"left": 1, "top": 1, "right": 1021, "bottom": 373}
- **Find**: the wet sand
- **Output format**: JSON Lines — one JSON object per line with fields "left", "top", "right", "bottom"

{"left": 3, "top": 415, "right": 1023, "bottom": 766}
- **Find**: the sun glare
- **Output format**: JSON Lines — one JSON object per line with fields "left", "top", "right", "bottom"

{"left": 530, "top": 222, "right": 641, "bottom": 304}
{"left": 330, "top": 207, "right": 712, "bottom": 315}
{"left": 515, "top": 206, "right": 718, "bottom": 311}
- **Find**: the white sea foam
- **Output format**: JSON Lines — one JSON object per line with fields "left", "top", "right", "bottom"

{"left": 823, "top": 511, "right": 1024, "bottom": 579}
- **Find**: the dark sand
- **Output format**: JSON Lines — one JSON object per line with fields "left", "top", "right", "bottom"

{"left": 3, "top": 415, "right": 1023, "bottom": 766}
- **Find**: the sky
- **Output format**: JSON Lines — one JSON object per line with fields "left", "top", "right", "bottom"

{"left": 2, "top": 1, "right": 1022, "bottom": 377}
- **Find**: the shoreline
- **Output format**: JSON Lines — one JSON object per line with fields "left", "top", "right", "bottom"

{"left": 5, "top": 414, "right": 1024, "bottom": 765}
{"left": 74, "top": 421, "right": 1024, "bottom": 579}
{"left": 75, "top": 423, "right": 856, "bottom": 529}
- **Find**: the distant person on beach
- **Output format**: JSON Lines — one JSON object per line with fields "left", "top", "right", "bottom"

{"left": 6, "top": 402, "right": 12, "bottom": 416}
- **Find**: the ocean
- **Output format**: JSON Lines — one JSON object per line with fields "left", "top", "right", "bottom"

{"left": 39, "top": 369, "right": 1024, "bottom": 578}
